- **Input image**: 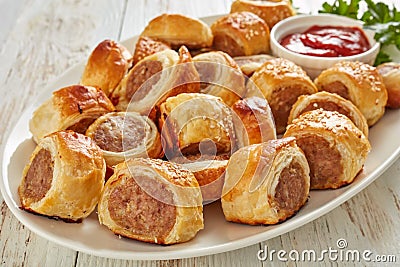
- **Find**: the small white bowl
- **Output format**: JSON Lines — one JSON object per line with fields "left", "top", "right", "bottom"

{"left": 270, "top": 14, "right": 380, "bottom": 79}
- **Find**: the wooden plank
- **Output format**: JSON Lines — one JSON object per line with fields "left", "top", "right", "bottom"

{"left": 0, "top": 0, "right": 126, "bottom": 265}
{"left": 75, "top": 243, "right": 262, "bottom": 266}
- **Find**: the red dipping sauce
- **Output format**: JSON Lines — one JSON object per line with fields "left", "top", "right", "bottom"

{"left": 280, "top": 25, "right": 371, "bottom": 57}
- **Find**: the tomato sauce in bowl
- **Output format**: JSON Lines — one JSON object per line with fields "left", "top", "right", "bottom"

{"left": 279, "top": 25, "right": 370, "bottom": 57}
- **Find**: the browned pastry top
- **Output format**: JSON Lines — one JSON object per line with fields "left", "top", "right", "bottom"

{"left": 53, "top": 130, "right": 104, "bottom": 168}
{"left": 329, "top": 61, "right": 385, "bottom": 93}
{"left": 230, "top": 0, "right": 296, "bottom": 28}
{"left": 288, "top": 109, "right": 364, "bottom": 138}
{"left": 133, "top": 36, "right": 171, "bottom": 65}
{"left": 126, "top": 158, "right": 197, "bottom": 188}
{"left": 212, "top": 11, "right": 269, "bottom": 41}
{"left": 53, "top": 85, "right": 115, "bottom": 118}
{"left": 81, "top": 39, "right": 132, "bottom": 95}
{"left": 257, "top": 58, "right": 309, "bottom": 80}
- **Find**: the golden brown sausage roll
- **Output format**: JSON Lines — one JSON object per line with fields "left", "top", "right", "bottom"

{"left": 85, "top": 112, "right": 163, "bottom": 166}
{"left": 179, "top": 159, "right": 228, "bottom": 203}
{"left": 29, "top": 85, "right": 115, "bottom": 143}
{"left": 80, "top": 39, "right": 132, "bottom": 97}
{"left": 222, "top": 137, "right": 310, "bottom": 225}
{"left": 193, "top": 51, "right": 246, "bottom": 106}
{"left": 377, "top": 62, "right": 400, "bottom": 108}
{"left": 232, "top": 96, "right": 276, "bottom": 149}
{"left": 288, "top": 92, "right": 369, "bottom": 138}
{"left": 18, "top": 131, "right": 105, "bottom": 222}
{"left": 110, "top": 47, "right": 200, "bottom": 120}
{"left": 314, "top": 61, "right": 388, "bottom": 126}
{"left": 140, "top": 13, "right": 213, "bottom": 49}
{"left": 284, "top": 109, "right": 371, "bottom": 189}
{"left": 159, "top": 93, "right": 235, "bottom": 158}
{"left": 133, "top": 36, "right": 171, "bottom": 66}
{"left": 98, "top": 158, "right": 204, "bottom": 245}
{"left": 233, "top": 54, "right": 275, "bottom": 77}
{"left": 230, "top": 0, "right": 296, "bottom": 29}
{"left": 247, "top": 58, "right": 318, "bottom": 134}
{"left": 210, "top": 11, "right": 270, "bottom": 57}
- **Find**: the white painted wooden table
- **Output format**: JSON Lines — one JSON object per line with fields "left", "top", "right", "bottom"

{"left": 1, "top": 0, "right": 399, "bottom": 266}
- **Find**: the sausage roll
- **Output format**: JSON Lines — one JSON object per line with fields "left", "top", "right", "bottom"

{"left": 284, "top": 109, "right": 371, "bottom": 189}
{"left": 210, "top": 11, "right": 270, "bottom": 57}
{"left": 29, "top": 85, "right": 115, "bottom": 143}
{"left": 179, "top": 159, "right": 228, "bottom": 203}
{"left": 314, "top": 61, "right": 388, "bottom": 126}
{"left": 193, "top": 51, "right": 246, "bottom": 106}
{"left": 222, "top": 137, "right": 310, "bottom": 225}
{"left": 18, "top": 131, "right": 105, "bottom": 222}
{"left": 377, "top": 62, "right": 400, "bottom": 108}
{"left": 140, "top": 13, "right": 213, "bottom": 49}
{"left": 85, "top": 112, "right": 163, "bottom": 166}
{"left": 80, "top": 39, "right": 132, "bottom": 97}
{"left": 110, "top": 47, "right": 200, "bottom": 119}
{"left": 98, "top": 158, "right": 204, "bottom": 245}
{"left": 133, "top": 36, "right": 171, "bottom": 66}
{"left": 159, "top": 93, "right": 235, "bottom": 159}
{"left": 232, "top": 96, "right": 276, "bottom": 149}
{"left": 230, "top": 0, "right": 296, "bottom": 29}
{"left": 247, "top": 58, "right": 318, "bottom": 134}
{"left": 233, "top": 54, "right": 275, "bottom": 77}
{"left": 288, "top": 92, "right": 369, "bottom": 138}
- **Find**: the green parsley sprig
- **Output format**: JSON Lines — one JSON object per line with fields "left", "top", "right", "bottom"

{"left": 319, "top": 0, "right": 400, "bottom": 65}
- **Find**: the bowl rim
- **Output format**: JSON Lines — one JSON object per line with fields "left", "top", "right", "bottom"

{"left": 270, "top": 13, "right": 380, "bottom": 62}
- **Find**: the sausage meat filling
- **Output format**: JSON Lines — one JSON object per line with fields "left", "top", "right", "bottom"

{"left": 93, "top": 115, "right": 146, "bottom": 152}
{"left": 320, "top": 81, "right": 350, "bottom": 100}
{"left": 108, "top": 175, "right": 176, "bottom": 239}
{"left": 296, "top": 135, "right": 343, "bottom": 189}
{"left": 126, "top": 61, "right": 163, "bottom": 101}
{"left": 269, "top": 85, "right": 311, "bottom": 132}
{"left": 274, "top": 161, "right": 307, "bottom": 213}
{"left": 22, "top": 149, "right": 54, "bottom": 203}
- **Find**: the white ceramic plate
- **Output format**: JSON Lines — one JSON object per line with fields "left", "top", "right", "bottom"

{"left": 1, "top": 15, "right": 400, "bottom": 260}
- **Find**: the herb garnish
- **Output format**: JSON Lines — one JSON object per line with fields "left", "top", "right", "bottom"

{"left": 319, "top": 0, "right": 400, "bottom": 65}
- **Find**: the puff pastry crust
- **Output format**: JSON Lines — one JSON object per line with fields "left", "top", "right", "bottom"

{"left": 288, "top": 92, "right": 369, "bottom": 138}
{"left": 29, "top": 85, "right": 115, "bottom": 143}
{"left": 284, "top": 109, "right": 371, "bottom": 189}
{"left": 18, "top": 131, "right": 105, "bottom": 222}
{"left": 133, "top": 36, "right": 171, "bottom": 66}
{"left": 230, "top": 0, "right": 296, "bottom": 29}
{"left": 110, "top": 47, "right": 200, "bottom": 120}
{"left": 233, "top": 54, "right": 275, "bottom": 77}
{"left": 314, "top": 61, "right": 387, "bottom": 126}
{"left": 232, "top": 96, "right": 276, "bottom": 149}
{"left": 80, "top": 39, "right": 132, "bottom": 97}
{"left": 377, "top": 62, "right": 400, "bottom": 108}
{"left": 247, "top": 58, "right": 318, "bottom": 133}
{"left": 222, "top": 137, "right": 310, "bottom": 225}
{"left": 85, "top": 112, "right": 163, "bottom": 166}
{"left": 98, "top": 158, "right": 204, "bottom": 245}
{"left": 159, "top": 93, "right": 235, "bottom": 158}
{"left": 140, "top": 13, "right": 213, "bottom": 49}
{"left": 193, "top": 51, "right": 246, "bottom": 106}
{"left": 211, "top": 11, "right": 270, "bottom": 57}
{"left": 180, "top": 159, "right": 228, "bottom": 203}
